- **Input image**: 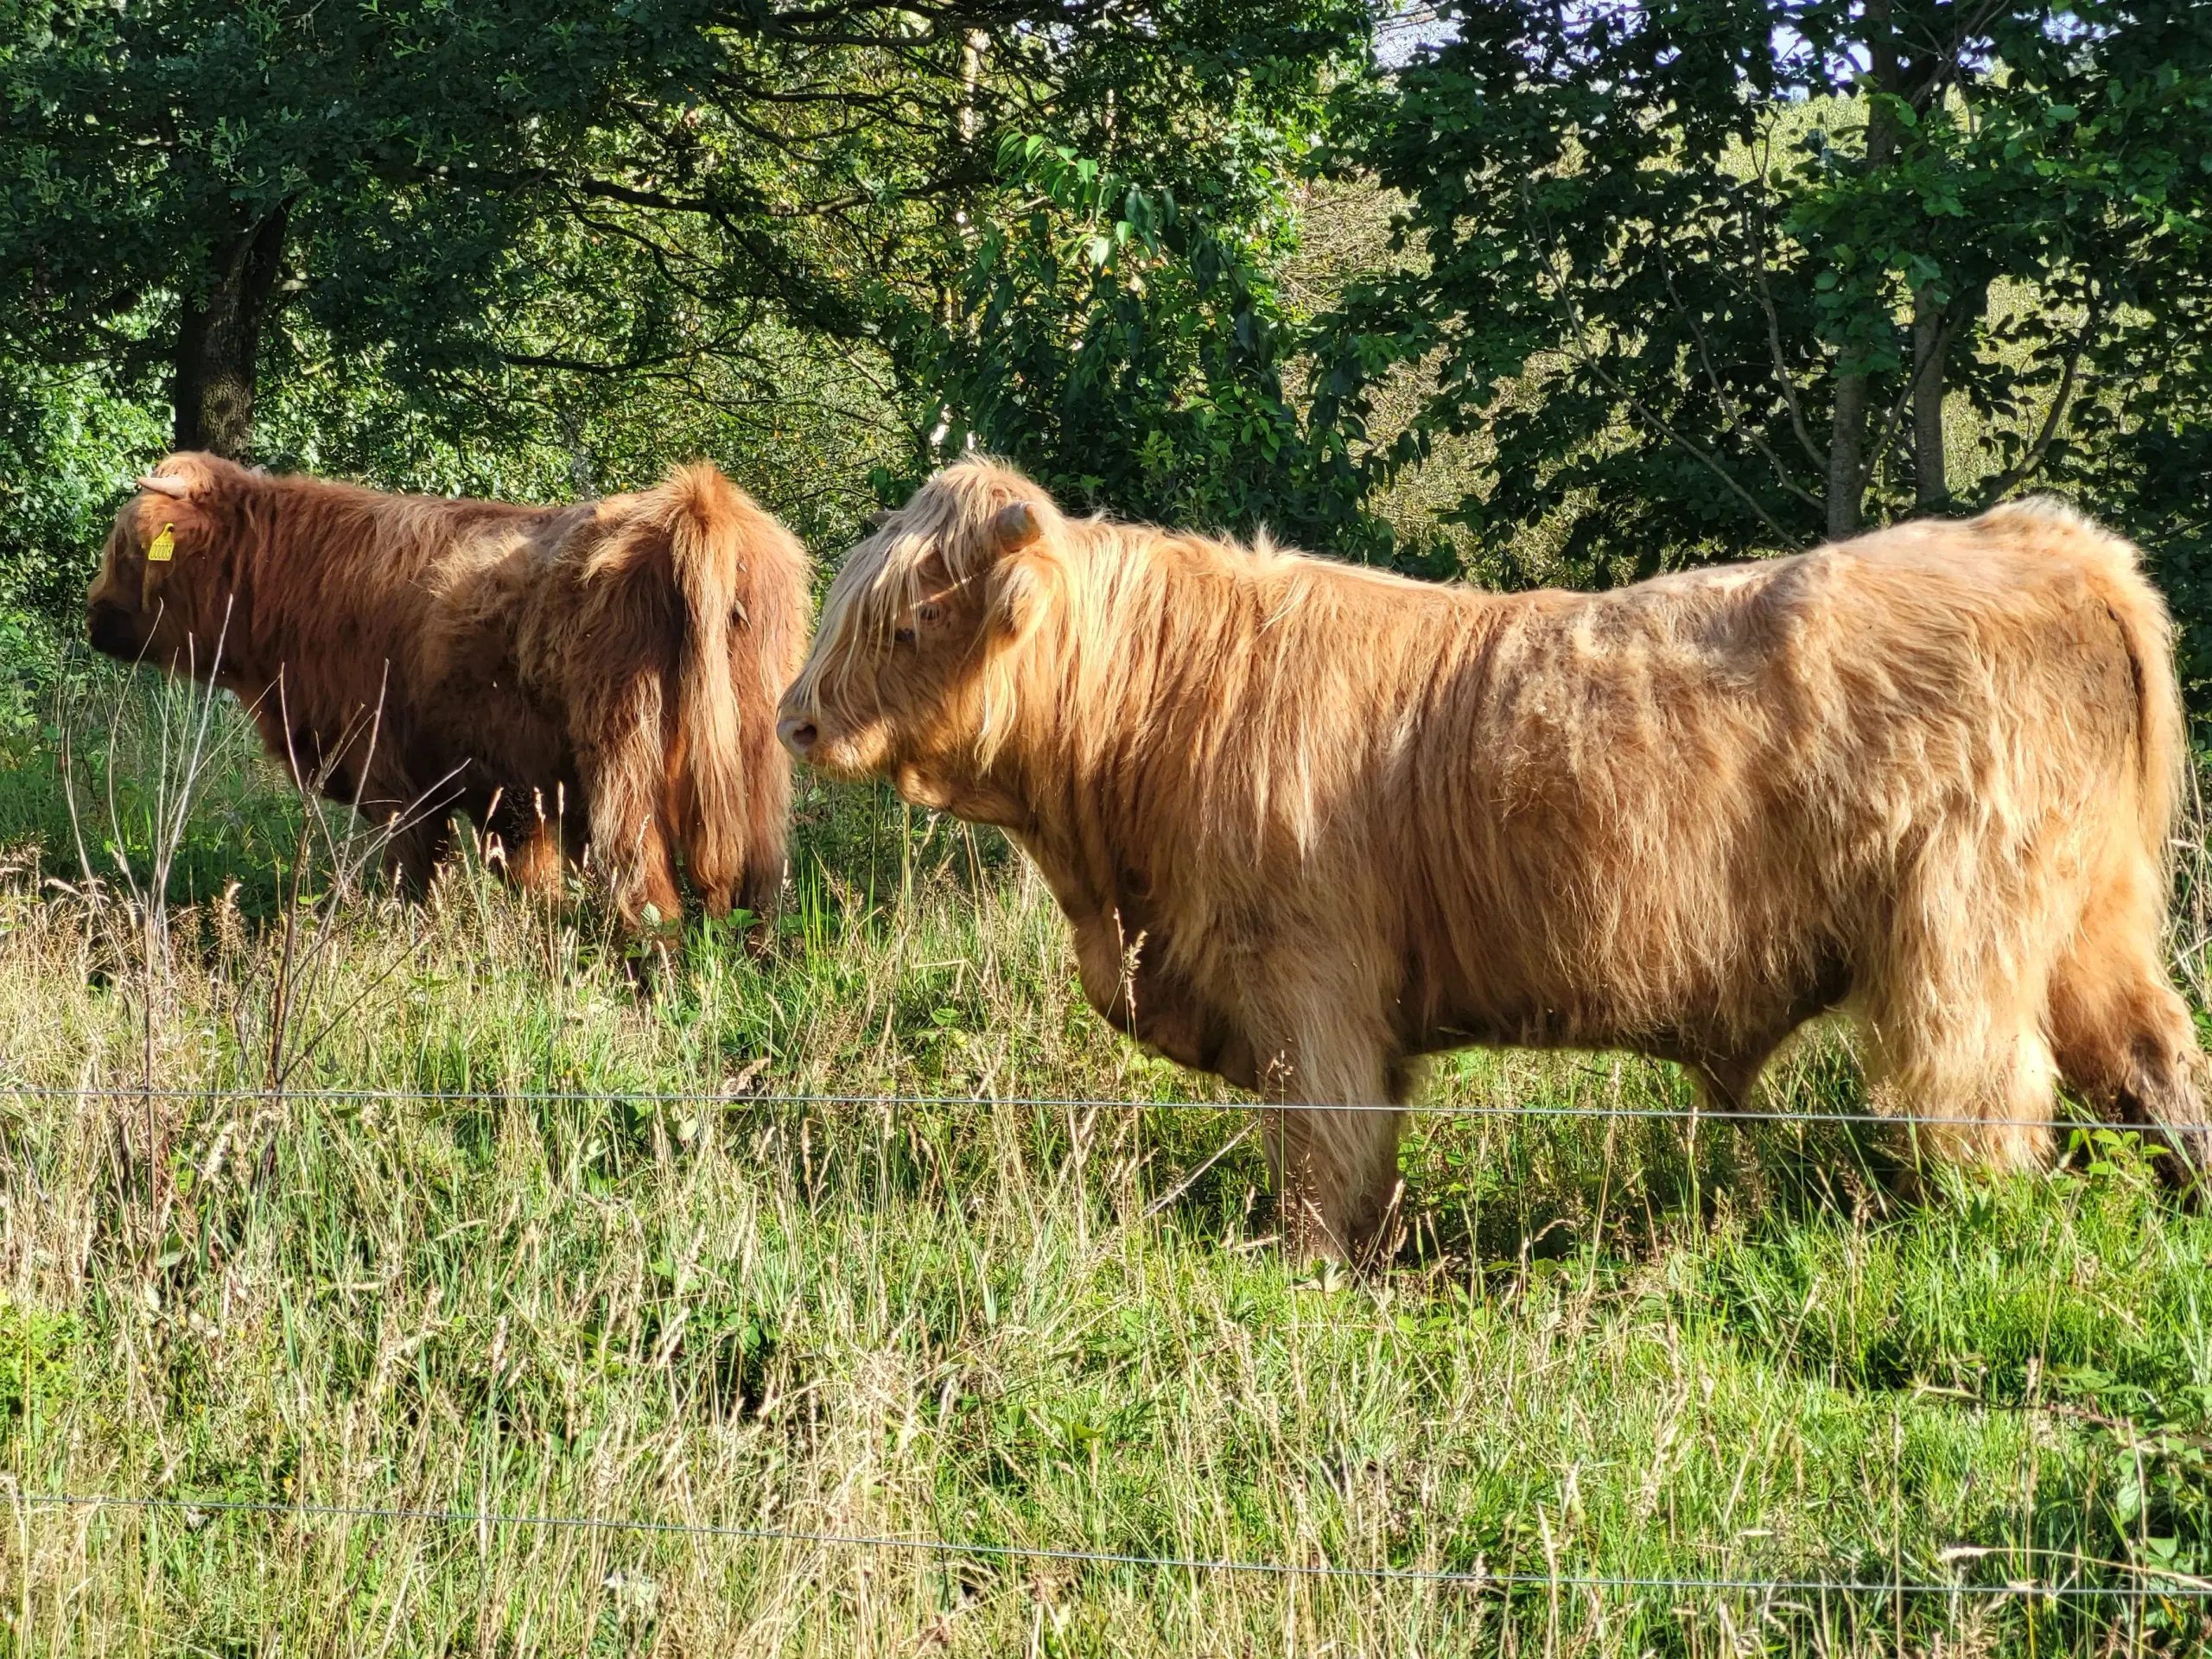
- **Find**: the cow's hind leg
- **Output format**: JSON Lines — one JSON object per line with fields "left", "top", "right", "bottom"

{"left": 1865, "top": 1017, "right": 2058, "bottom": 1186}
{"left": 1846, "top": 819, "right": 2072, "bottom": 1185}
{"left": 1852, "top": 963, "right": 2058, "bottom": 1185}
{"left": 2049, "top": 874, "right": 2209, "bottom": 1192}
{"left": 508, "top": 821, "right": 569, "bottom": 905}
{"left": 576, "top": 675, "right": 683, "bottom": 931}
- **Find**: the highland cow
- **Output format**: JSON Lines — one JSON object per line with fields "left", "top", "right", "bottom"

{"left": 779, "top": 459, "right": 2208, "bottom": 1262}
{"left": 88, "top": 452, "right": 810, "bottom": 929}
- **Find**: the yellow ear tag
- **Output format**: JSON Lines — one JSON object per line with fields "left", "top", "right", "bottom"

{"left": 148, "top": 524, "right": 175, "bottom": 563}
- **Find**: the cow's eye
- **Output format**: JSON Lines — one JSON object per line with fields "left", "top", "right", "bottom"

{"left": 893, "top": 626, "right": 916, "bottom": 645}
{"left": 917, "top": 602, "right": 943, "bottom": 626}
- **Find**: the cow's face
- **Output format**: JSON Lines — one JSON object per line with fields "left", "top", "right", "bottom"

{"left": 86, "top": 465, "right": 216, "bottom": 671}
{"left": 778, "top": 467, "right": 1062, "bottom": 822}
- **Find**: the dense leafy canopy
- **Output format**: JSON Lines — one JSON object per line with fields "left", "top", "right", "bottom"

{"left": 0, "top": 0, "right": 1370, "bottom": 590}
{"left": 4, "top": 0, "right": 2212, "bottom": 709}
{"left": 1332, "top": 0, "right": 2212, "bottom": 589}
{"left": 907, "top": 130, "right": 1386, "bottom": 553}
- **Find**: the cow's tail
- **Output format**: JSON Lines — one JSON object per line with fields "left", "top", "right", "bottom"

{"left": 1988, "top": 496, "right": 2187, "bottom": 873}
{"left": 661, "top": 463, "right": 810, "bottom": 919}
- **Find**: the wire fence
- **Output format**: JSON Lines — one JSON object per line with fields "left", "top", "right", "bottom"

{"left": 0, "top": 1080, "right": 2186, "bottom": 1135}
{"left": 5, "top": 1077, "right": 2202, "bottom": 1618}
{"left": 11, "top": 1491, "right": 2211, "bottom": 1602}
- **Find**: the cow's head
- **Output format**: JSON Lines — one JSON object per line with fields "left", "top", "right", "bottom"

{"left": 777, "top": 461, "right": 1067, "bottom": 823}
{"left": 86, "top": 454, "right": 232, "bottom": 671}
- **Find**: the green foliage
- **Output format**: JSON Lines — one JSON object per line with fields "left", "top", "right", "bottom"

{"left": 894, "top": 108, "right": 1399, "bottom": 557}
{"left": 0, "top": 0, "right": 738, "bottom": 442}
{"left": 2063, "top": 370, "right": 2212, "bottom": 712}
{"left": 0, "top": 358, "right": 166, "bottom": 621}
{"left": 1331, "top": 0, "right": 2212, "bottom": 587}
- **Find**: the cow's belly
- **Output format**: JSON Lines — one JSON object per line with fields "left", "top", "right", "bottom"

{"left": 406, "top": 701, "right": 576, "bottom": 826}
{"left": 1403, "top": 928, "right": 1852, "bottom": 1063}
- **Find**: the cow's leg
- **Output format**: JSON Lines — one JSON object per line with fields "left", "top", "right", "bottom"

{"left": 1857, "top": 1013, "right": 2057, "bottom": 1182}
{"left": 1260, "top": 1084, "right": 1408, "bottom": 1269}
{"left": 575, "top": 676, "right": 683, "bottom": 930}
{"left": 1684, "top": 1036, "right": 1789, "bottom": 1115}
{"left": 349, "top": 753, "right": 455, "bottom": 900}
{"left": 2049, "top": 867, "right": 2209, "bottom": 1192}
{"left": 1853, "top": 853, "right": 2060, "bottom": 1179}
{"left": 476, "top": 784, "right": 572, "bottom": 906}
{"left": 508, "top": 820, "right": 569, "bottom": 904}
{"left": 1246, "top": 990, "right": 1409, "bottom": 1267}
{"left": 735, "top": 712, "right": 791, "bottom": 947}
{"left": 381, "top": 815, "right": 454, "bottom": 899}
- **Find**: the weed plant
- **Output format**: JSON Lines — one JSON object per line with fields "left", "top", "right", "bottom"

{"left": 2, "top": 664, "right": 2210, "bottom": 1654}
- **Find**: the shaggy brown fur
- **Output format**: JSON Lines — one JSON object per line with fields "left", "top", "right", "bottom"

{"left": 88, "top": 451, "right": 811, "bottom": 927}
{"left": 780, "top": 458, "right": 2208, "bottom": 1262}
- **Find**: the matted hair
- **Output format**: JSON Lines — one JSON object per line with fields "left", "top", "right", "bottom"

{"left": 782, "top": 461, "right": 2208, "bottom": 1262}
{"left": 88, "top": 451, "right": 811, "bottom": 929}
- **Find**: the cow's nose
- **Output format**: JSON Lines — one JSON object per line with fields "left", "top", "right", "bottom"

{"left": 86, "top": 601, "right": 139, "bottom": 660}
{"left": 779, "top": 716, "right": 817, "bottom": 756}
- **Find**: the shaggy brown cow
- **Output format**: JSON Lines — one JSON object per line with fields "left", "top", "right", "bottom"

{"left": 87, "top": 451, "right": 810, "bottom": 928}
{"left": 779, "top": 459, "right": 2207, "bottom": 1262}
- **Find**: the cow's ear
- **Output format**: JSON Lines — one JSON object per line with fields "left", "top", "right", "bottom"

{"left": 990, "top": 501, "right": 1042, "bottom": 557}
{"left": 986, "top": 540, "right": 1062, "bottom": 647}
{"left": 982, "top": 495, "right": 1062, "bottom": 642}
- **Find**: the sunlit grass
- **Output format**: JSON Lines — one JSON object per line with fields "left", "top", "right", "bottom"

{"left": 3, "top": 671, "right": 2209, "bottom": 1655}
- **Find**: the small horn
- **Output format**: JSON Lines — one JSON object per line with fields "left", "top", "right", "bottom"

{"left": 137, "top": 474, "right": 191, "bottom": 499}
{"left": 863, "top": 508, "right": 893, "bottom": 532}
{"left": 991, "top": 501, "right": 1041, "bottom": 553}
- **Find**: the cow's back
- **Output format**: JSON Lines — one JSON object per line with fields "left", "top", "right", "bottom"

{"left": 232, "top": 482, "right": 581, "bottom": 807}
{"left": 1298, "top": 519, "right": 2147, "bottom": 1056}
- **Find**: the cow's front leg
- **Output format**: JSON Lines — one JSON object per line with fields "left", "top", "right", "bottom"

{"left": 380, "top": 815, "right": 454, "bottom": 898}
{"left": 1257, "top": 1096, "right": 1408, "bottom": 1269}
{"left": 1244, "top": 987, "right": 1411, "bottom": 1268}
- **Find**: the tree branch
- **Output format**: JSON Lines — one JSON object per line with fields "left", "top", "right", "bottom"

{"left": 1857, "top": 307, "right": 1959, "bottom": 497}
{"left": 1663, "top": 260, "right": 1822, "bottom": 512}
{"left": 1523, "top": 184, "right": 1804, "bottom": 547}
{"left": 1976, "top": 288, "right": 2106, "bottom": 503}
{"left": 1739, "top": 188, "right": 1829, "bottom": 474}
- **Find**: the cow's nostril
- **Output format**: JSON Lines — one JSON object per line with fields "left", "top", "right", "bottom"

{"left": 779, "top": 717, "right": 818, "bottom": 755}
{"left": 86, "top": 602, "right": 139, "bottom": 660}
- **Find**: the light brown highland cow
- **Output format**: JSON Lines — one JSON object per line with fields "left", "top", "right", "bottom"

{"left": 779, "top": 459, "right": 2207, "bottom": 1261}
{"left": 88, "top": 452, "right": 810, "bottom": 929}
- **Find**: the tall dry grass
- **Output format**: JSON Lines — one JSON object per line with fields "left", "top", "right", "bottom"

{"left": 2, "top": 669, "right": 2209, "bottom": 1655}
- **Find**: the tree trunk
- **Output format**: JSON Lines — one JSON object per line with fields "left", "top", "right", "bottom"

{"left": 1911, "top": 287, "right": 1948, "bottom": 509}
{"left": 174, "top": 203, "right": 289, "bottom": 459}
{"left": 1827, "top": 374, "right": 1870, "bottom": 541}
{"left": 1826, "top": 0, "right": 1899, "bottom": 542}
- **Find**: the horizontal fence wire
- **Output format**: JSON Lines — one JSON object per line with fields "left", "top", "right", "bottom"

{"left": 8, "top": 1082, "right": 2195, "bottom": 1611}
{"left": 11, "top": 1491, "right": 2211, "bottom": 1601}
{"left": 0, "top": 1082, "right": 2171, "bottom": 1135}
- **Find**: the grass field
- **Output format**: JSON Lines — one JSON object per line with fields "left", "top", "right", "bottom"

{"left": 4, "top": 668, "right": 2212, "bottom": 1656}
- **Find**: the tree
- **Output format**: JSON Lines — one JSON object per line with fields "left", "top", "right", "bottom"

{"left": 893, "top": 97, "right": 1388, "bottom": 551}
{"left": 2, "top": 0, "right": 1370, "bottom": 479}
{"left": 1, "top": 0, "right": 747, "bottom": 457}
{"left": 1329, "top": 0, "right": 2212, "bottom": 586}
{"left": 505, "top": 0, "right": 1375, "bottom": 537}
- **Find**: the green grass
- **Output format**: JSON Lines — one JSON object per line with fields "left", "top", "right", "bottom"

{"left": 3, "top": 669, "right": 2212, "bottom": 1655}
